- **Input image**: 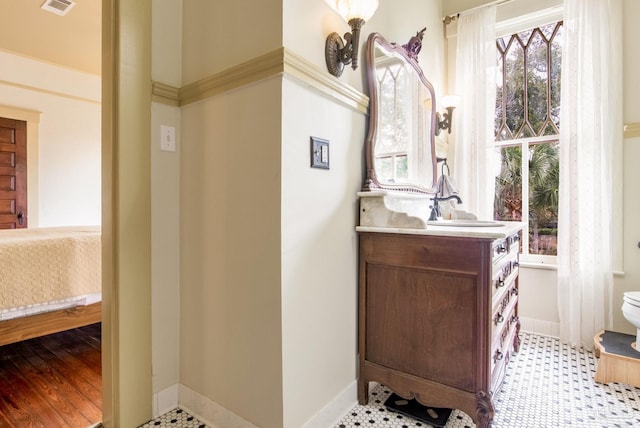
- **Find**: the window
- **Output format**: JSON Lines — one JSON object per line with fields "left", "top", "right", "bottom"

{"left": 494, "top": 21, "right": 562, "bottom": 262}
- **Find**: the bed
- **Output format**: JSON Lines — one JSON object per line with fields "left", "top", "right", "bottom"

{"left": 0, "top": 225, "right": 101, "bottom": 346}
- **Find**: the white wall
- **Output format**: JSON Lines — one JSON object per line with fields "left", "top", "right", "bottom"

{"left": 280, "top": 78, "right": 364, "bottom": 428}
{"left": 613, "top": 0, "right": 640, "bottom": 334}
{"left": 0, "top": 51, "right": 101, "bottom": 227}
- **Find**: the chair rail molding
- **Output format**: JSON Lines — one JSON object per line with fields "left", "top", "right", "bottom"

{"left": 151, "top": 48, "right": 368, "bottom": 114}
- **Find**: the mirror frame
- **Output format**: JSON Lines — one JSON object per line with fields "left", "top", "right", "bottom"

{"left": 362, "top": 31, "right": 438, "bottom": 195}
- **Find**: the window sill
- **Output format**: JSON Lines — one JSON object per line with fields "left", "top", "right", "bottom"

{"left": 518, "top": 260, "right": 625, "bottom": 277}
{"left": 519, "top": 261, "right": 557, "bottom": 271}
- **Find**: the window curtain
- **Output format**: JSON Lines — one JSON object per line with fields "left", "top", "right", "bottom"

{"left": 557, "top": 0, "right": 622, "bottom": 349}
{"left": 452, "top": 5, "right": 497, "bottom": 220}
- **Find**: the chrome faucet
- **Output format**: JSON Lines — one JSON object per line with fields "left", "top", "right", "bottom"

{"left": 429, "top": 195, "right": 462, "bottom": 221}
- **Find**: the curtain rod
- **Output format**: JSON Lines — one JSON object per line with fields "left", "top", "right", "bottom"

{"left": 443, "top": 0, "right": 512, "bottom": 24}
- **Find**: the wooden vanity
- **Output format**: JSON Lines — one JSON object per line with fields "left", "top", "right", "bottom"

{"left": 358, "top": 30, "right": 524, "bottom": 427}
{"left": 356, "top": 223, "right": 523, "bottom": 428}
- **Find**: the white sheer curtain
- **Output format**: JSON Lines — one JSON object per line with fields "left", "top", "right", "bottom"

{"left": 452, "top": 6, "right": 497, "bottom": 220}
{"left": 557, "top": 0, "right": 622, "bottom": 349}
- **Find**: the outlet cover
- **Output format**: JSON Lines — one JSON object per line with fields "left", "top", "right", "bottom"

{"left": 310, "top": 136, "right": 329, "bottom": 169}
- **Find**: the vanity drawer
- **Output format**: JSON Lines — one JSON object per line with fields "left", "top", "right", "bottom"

{"left": 491, "top": 257, "right": 518, "bottom": 305}
{"left": 490, "top": 302, "right": 519, "bottom": 388}
{"left": 491, "top": 282, "right": 518, "bottom": 345}
{"left": 491, "top": 324, "right": 517, "bottom": 395}
{"left": 492, "top": 238, "right": 509, "bottom": 263}
{"left": 492, "top": 233, "right": 521, "bottom": 263}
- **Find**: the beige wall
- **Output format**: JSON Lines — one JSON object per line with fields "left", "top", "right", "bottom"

{"left": 150, "top": 0, "right": 182, "bottom": 413}
{"left": 180, "top": 78, "right": 284, "bottom": 427}
{"left": 179, "top": 1, "right": 284, "bottom": 427}
{"left": 150, "top": 100, "right": 181, "bottom": 403}
{"left": 181, "top": 0, "right": 282, "bottom": 85}
{"left": 0, "top": 51, "right": 101, "bottom": 227}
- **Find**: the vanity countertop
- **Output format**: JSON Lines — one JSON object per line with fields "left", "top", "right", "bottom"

{"left": 356, "top": 221, "right": 525, "bottom": 240}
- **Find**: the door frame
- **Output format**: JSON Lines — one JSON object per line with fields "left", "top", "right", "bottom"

{"left": 101, "top": 1, "right": 152, "bottom": 426}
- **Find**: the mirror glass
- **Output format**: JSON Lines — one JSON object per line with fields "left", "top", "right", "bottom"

{"left": 363, "top": 32, "right": 437, "bottom": 194}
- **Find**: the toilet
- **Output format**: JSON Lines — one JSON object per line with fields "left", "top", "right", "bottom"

{"left": 622, "top": 291, "right": 640, "bottom": 350}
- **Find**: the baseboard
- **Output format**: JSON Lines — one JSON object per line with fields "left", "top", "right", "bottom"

{"left": 178, "top": 384, "right": 259, "bottom": 428}
{"left": 520, "top": 317, "right": 560, "bottom": 338}
{"left": 302, "top": 381, "right": 358, "bottom": 428}
{"left": 152, "top": 384, "right": 179, "bottom": 418}
{"left": 173, "top": 381, "right": 358, "bottom": 428}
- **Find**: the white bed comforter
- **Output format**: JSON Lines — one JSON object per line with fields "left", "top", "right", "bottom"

{"left": 0, "top": 226, "right": 101, "bottom": 318}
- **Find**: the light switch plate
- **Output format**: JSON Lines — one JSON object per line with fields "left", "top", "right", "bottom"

{"left": 310, "top": 136, "right": 329, "bottom": 169}
{"left": 160, "top": 125, "right": 176, "bottom": 152}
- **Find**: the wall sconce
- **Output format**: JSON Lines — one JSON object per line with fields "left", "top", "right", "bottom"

{"left": 435, "top": 95, "right": 460, "bottom": 135}
{"left": 325, "top": 0, "right": 379, "bottom": 77}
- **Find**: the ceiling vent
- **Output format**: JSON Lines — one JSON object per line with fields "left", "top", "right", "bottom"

{"left": 41, "top": 0, "right": 76, "bottom": 16}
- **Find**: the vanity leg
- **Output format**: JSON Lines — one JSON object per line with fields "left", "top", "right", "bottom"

{"left": 357, "top": 379, "right": 369, "bottom": 404}
{"left": 513, "top": 316, "right": 522, "bottom": 352}
{"left": 475, "top": 391, "right": 495, "bottom": 428}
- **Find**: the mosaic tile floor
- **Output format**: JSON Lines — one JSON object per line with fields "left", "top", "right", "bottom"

{"left": 139, "top": 333, "right": 640, "bottom": 428}
{"left": 139, "top": 408, "right": 207, "bottom": 428}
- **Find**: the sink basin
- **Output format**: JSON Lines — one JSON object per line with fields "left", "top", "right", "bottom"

{"left": 427, "top": 220, "right": 505, "bottom": 227}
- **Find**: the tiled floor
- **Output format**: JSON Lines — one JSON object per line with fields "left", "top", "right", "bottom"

{"left": 139, "top": 408, "right": 207, "bottom": 428}
{"left": 139, "top": 333, "right": 640, "bottom": 428}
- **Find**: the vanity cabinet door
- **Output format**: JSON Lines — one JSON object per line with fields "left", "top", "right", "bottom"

{"left": 365, "top": 262, "right": 478, "bottom": 391}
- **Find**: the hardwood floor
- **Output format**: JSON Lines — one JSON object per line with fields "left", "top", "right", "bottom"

{"left": 0, "top": 323, "right": 102, "bottom": 427}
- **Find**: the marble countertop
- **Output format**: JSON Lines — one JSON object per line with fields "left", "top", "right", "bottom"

{"left": 356, "top": 221, "right": 525, "bottom": 239}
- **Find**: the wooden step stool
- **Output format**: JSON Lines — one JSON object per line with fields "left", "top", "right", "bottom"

{"left": 594, "top": 330, "right": 640, "bottom": 387}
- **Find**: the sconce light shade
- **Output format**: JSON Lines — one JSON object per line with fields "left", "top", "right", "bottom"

{"left": 440, "top": 95, "right": 461, "bottom": 109}
{"left": 325, "top": 0, "right": 379, "bottom": 77}
{"left": 335, "top": 0, "right": 379, "bottom": 22}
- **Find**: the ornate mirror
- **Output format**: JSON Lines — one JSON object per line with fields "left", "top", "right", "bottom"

{"left": 362, "top": 30, "right": 438, "bottom": 194}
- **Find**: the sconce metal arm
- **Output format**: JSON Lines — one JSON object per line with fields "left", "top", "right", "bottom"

{"left": 435, "top": 106, "right": 455, "bottom": 135}
{"left": 326, "top": 18, "right": 365, "bottom": 77}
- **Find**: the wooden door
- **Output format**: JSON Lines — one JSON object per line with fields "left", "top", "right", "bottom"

{"left": 0, "top": 117, "right": 27, "bottom": 229}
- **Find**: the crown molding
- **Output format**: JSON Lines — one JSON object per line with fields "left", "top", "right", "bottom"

{"left": 152, "top": 48, "right": 368, "bottom": 114}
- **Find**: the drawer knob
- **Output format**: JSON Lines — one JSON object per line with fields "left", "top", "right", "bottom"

{"left": 494, "top": 350, "right": 504, "bottom": 363}
{"left": 495, "top": 279, "right": 505, "bottom": 289}
{"left": 494, "top": 313, "right": 504, "bottom": 325}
